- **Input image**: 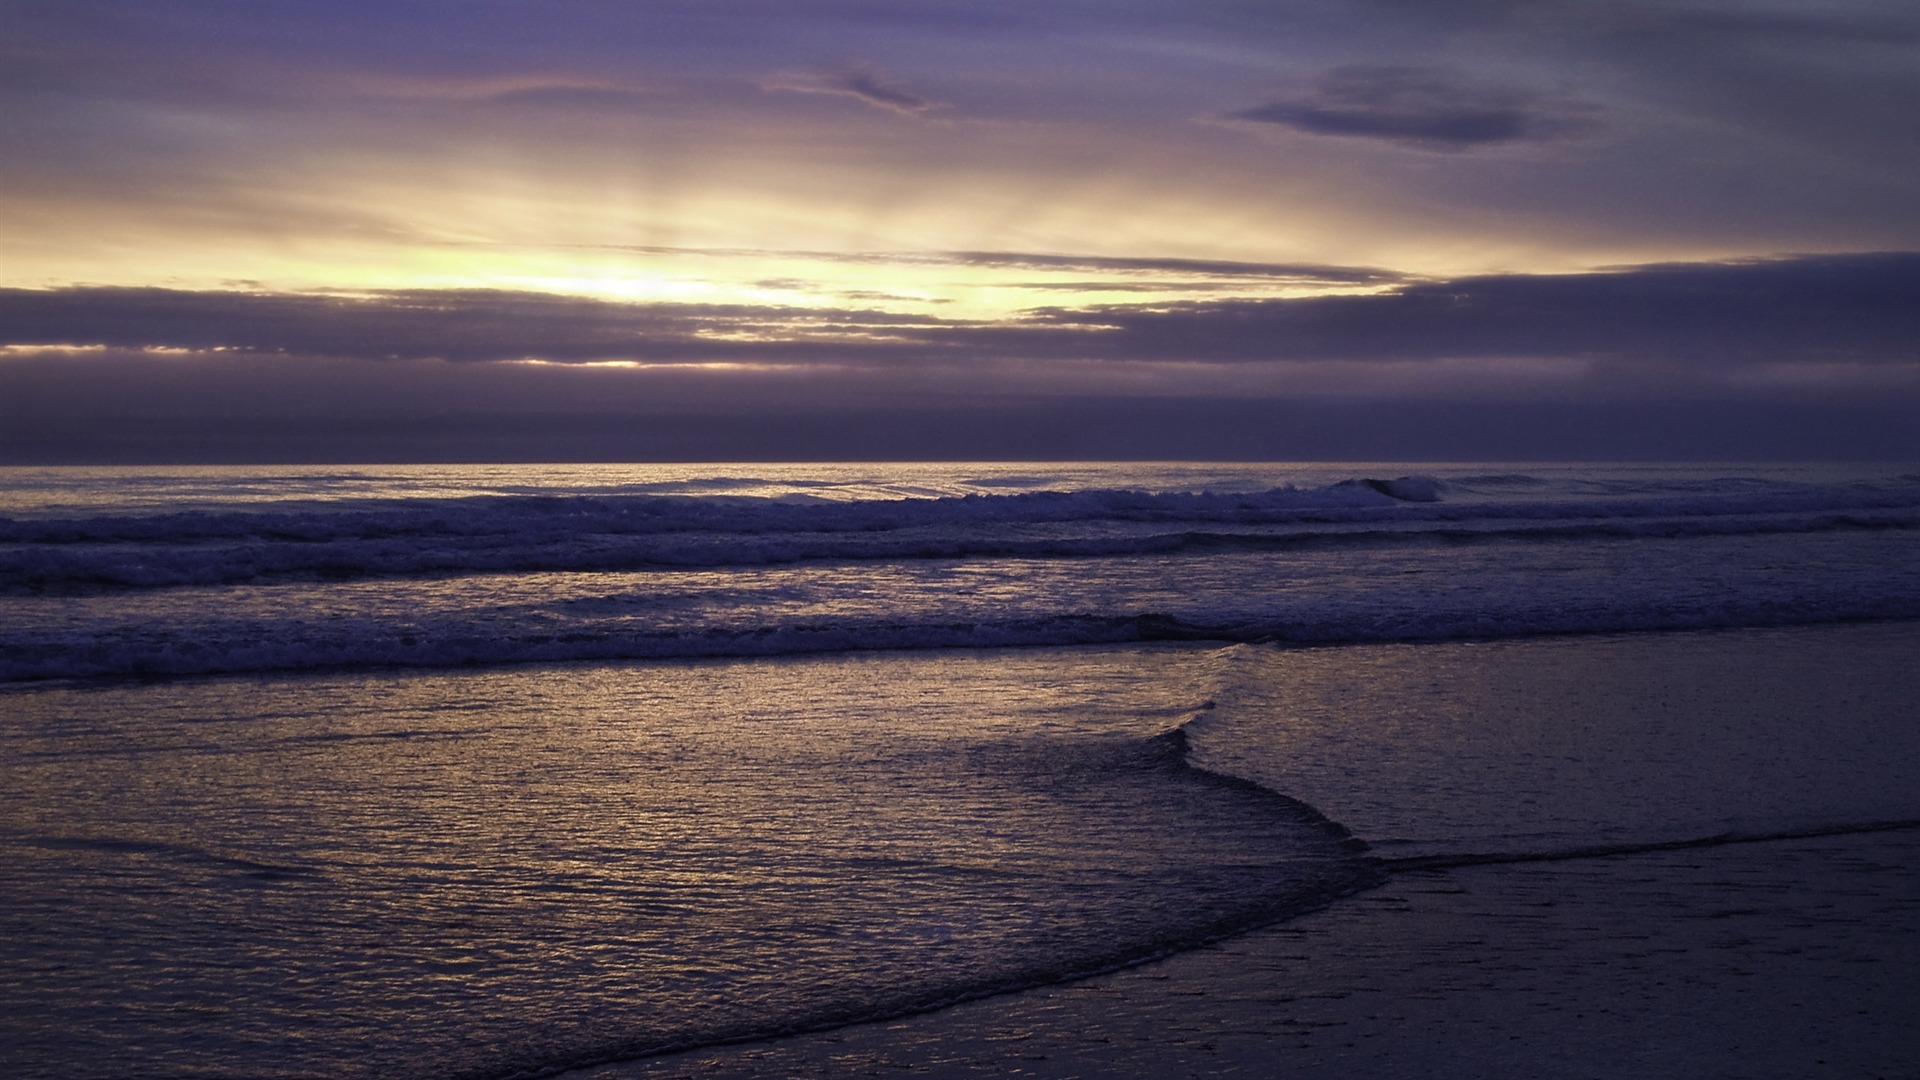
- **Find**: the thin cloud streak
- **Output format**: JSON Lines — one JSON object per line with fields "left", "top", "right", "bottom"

{"left": 762, "top": 65, "right": 943, "bottom": 116}
{"left": 531, "top": 245, "right": 1403, "bottom": 284}
{"left": 937, "top": 251, "right": 1405, "bottom": 283}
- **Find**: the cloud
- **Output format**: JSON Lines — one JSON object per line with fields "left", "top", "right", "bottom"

{"left": 6, "top": 255, "right": 1919, "bottom": 463}
{"left": 4, "top": 350, "right": 1912, "bottom": 464}
{"left": 542, "top": 244, "right": 1402, "bottom": 285}
{"left": 1227, "top": 65, "right": 1605, "bottom": 151}
{"left": 0, "top": 289, "right": 961, "bottom": 366}
{"left": 336, "top": 72, "right": 663, "bottom": 105}
{"left": 1020, "top": 253, "right": 1920, "bottom": 366}
{"left": 938, "top": 251, "right": 1404, "bottom": 284}
{"left": 3, "top": 254, "right": 1916, "bottom": 376}
{"left": 763, "top": 65, "right": 942, "bottom": 116}
{"left": 1542, "top": 2, "right": 1917, "bottom": 48}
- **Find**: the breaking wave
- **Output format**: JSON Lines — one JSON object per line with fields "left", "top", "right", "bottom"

{"left": 3, "top": 468, "right": 1918, "bottom": 682}
{"left": 5, "top": 473, "right": 1916, "bottom": 595}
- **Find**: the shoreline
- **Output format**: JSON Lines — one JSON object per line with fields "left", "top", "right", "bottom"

{"left": 572, "top": 824, "right": 1920, "bottom": 1079}
{"left": 570, "top": 622, "right": 1920, "bottom": 1079}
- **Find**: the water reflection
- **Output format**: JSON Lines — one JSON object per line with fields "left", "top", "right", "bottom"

{"left": 0, "top": 644, "right": 1368, "bottom": 1079}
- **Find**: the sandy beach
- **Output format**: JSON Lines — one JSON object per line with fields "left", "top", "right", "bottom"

{"left": 577, "top": 825, "right": 1920, "bottom": 1079}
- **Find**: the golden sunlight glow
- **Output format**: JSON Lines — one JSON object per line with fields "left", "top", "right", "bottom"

{"left": 0, "top": 344, "right": 111, "bottom": 355}
{"left": 504, "top": 358, "right": 825, "bottom": 372}
{"left": 0, "top": 120, "right": 1761, "bottom": 320}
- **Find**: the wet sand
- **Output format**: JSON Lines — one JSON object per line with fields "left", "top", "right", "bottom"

{"left": 576, "top": 826, "right": 1920, "bottom": 1079}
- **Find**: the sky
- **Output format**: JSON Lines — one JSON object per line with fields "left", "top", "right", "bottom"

{"left": 2, "top": 0, "right": 1917, "bottom": 462}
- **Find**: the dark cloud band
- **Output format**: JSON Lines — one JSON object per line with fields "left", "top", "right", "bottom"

{"left": 5, "top": 254, "right": 1915, "bottom": 369}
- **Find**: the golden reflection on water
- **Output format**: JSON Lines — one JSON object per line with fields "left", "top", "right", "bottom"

{"left": 0, "top": 644, "right": 1367, "bottom": 1079}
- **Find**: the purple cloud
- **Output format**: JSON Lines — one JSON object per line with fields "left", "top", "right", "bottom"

{"left": 1229, "top": 66, "right": 1605, "bottom": 151}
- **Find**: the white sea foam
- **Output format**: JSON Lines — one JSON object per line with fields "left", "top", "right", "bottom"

{"left": 3, "top": 472, "right": 1915, "bottom": 591}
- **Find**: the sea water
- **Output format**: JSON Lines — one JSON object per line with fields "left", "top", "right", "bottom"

{"left": 2, "top": 462, "right": 1917, "bottom": 1079}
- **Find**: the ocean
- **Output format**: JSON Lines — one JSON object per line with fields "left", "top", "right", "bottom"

{"left": 2, "top": 462, "right": 1917, "bottom": 1079}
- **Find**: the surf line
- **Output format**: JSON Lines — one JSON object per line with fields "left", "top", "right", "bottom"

{"left": 1377, "top": 818, "right": 1920, "bottom": 874}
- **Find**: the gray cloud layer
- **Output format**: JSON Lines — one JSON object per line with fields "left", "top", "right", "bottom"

{"left": 1030, "top": 253, "right": 1920, "bottom": 364}
{"left": 6, "top": 254, "right": 1914, "bottom": 368}
{"left": 0, "top": 290, "right": 945, "bottom": 364}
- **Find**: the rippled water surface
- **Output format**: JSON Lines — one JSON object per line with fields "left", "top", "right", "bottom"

{"left": 0, "top": 645, "right": 1372, "bottom": 1080}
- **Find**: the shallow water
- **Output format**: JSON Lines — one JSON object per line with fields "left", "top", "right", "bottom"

{"left": 559, "top": 620, "right": 1920, "bottom": 1080}
{"left": 0, "top": 646, "right": 1375, "bottom": 1080}
{"left": 1184, "top": 622, "right": 1920, "bottom": 856}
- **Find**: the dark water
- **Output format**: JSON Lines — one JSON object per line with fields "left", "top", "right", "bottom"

{"left": 2, "top": 463, "right": 1916, "bottom": 1078}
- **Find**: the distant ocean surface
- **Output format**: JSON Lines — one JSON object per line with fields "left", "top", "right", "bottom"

{"left": 4, "top": 462, "right": 1918, "bottom": 679}
{"left": 3, "top": 462, "right": 1918, "bottom": 1079}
